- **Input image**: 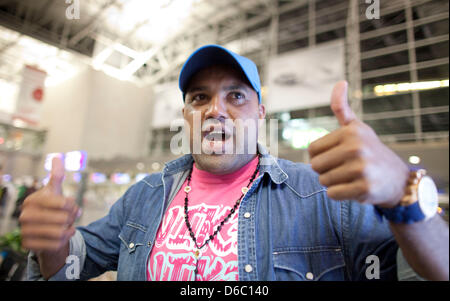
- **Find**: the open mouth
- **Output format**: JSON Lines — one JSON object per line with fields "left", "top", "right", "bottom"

{"left": 201, "top": 124, "right": 234, "bottom": 154}
{"left": 203, "top": 130, "right": 232, "bottom": 142}
{"left": 199, "top": 119, "right": 235, "bottom": 154}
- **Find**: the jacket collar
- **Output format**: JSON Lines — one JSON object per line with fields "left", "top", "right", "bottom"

{"left": 162, "top": 143, "right": 288, "bottom": 184}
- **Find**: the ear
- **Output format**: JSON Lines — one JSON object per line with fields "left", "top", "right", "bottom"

{"left": 258, "top": 103, "right": 266, "bottom": 120}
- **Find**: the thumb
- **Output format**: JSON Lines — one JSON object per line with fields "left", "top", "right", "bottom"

{"left": 47, "top": 156, "right": 65, "bottom": 195}
{"left": 330, "top": 81, "right": 356, "bottom": 126}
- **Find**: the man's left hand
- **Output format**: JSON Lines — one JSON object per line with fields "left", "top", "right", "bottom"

{"left": 308, "top": 81, "right": 410, "bottom": 208}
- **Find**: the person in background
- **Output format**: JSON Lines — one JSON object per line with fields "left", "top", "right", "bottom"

{"left": 0, "top": 165, "right": 17, "bottom": 235}
{"left": 12, "top": 177, "right": 38, "bottom": 220}
{"left": 0, "top": 164, "right": 8, "bottom": 218}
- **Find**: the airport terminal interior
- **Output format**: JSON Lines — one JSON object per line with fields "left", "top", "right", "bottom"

{"left": 0, "top": 0, "right": 448, "bottom": 281}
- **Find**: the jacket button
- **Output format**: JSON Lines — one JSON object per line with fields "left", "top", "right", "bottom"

{"left": 244, "top": 212, "right": 251, "bottom": 218}
{"left": 306, "top": 272, "right": 314, "bottom": 280}
{"left": 244, "top": 264, "right": 253, "bottom": 273}
{"left": 129, "top": 242, "right": 135, "bottom": 249}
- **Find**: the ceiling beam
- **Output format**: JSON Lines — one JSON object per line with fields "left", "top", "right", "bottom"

{"left": 67, "top": 0, "right": 119, "bottom": 47}
{"left": 134, "top": 0, "right": 271, "bottom": 81}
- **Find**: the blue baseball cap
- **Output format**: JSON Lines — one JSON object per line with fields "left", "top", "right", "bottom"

{"left": 179, "top": 44, "right": 261, "bottom": 103}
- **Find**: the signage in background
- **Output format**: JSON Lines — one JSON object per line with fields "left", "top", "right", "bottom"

{"left": 90, "top": 173, "right": 106, "bottom": 184}
{"left": 14, "top": 65, "right": 47, "bottom": 125}
{"left": 111, "top": 173, "right": 130, "bottom": 185}
{"left": 44, "top": 151, "right": 87, "bottom": 172}
{"left": 266, "top": 40, "right": 345, "bottom": 113}
{"left": 65, "top": 150, "right": 87, "bottom": 172}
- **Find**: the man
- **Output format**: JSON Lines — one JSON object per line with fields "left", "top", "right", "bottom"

{"left": 21, "top": 45, "right": 448, "bottom": 281}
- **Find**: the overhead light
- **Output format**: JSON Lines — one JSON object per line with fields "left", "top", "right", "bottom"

{"left": 374, "top": 79, "right": 449, "bottom": 96}
{"left": 280, "top": 112, "right": 291, "bottom": 122}
{"left": 151, "top": 162, "right": 161, "bottom": 171}
{"left": 290, "top": 128, "right": 329, "bottom": 149}
{"left": 282, "top": 128, "right": 292, "bottom": 140}
{"left": 408, "top": 155, "right": 421, "bottom": 165}
{"left": 261, "top": 86, "right": 267, "bottom": 98}
{"left": 106, "top": 0, "right": 196, "bottom": 45}
{"left": 107, "top": 0, "right": 199, "bottom": 77}
{"left": 12, "top": 118, "right": 28, "bottom": 128}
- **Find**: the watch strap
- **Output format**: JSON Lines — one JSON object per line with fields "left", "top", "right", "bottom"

{"left": 374, "top": 202, "right": 426, "bottom": 224}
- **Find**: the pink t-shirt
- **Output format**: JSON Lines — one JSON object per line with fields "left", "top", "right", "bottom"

{"left": 147, "top": 156, "right": 259, "bottom": 281}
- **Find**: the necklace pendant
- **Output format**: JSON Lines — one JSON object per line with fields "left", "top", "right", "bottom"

{"left": 241, "top": 187, "right": 249, "bottom": 194}
{"left": 193, "top": 249, "right": 202, "bottom": 280}
{"left": 194, "top": 249, "right": 202, "bottom": 259}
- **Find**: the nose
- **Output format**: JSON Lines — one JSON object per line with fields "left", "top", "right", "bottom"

{"left": 204, "top": 93, "right": 228, "bottom": 120}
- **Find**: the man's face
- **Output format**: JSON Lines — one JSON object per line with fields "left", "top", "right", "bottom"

{"left": 182, "top": 65, "right": 265, "bottom": 174}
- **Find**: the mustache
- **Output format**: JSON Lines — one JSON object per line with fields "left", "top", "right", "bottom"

{"left": 201, "top": 118, "right": 233, "bottom": 134}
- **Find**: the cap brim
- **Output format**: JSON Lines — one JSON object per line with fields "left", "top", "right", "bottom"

{"left": 179, "top": 45, "right": 260, "bottom": 102}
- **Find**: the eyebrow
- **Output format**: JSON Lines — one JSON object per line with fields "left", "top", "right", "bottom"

{"left": 186, "top": 83, "right": 251, "bottom": 94}
{"left": 223, "top": 84, "right": 251, "bottom": 93}
{"left": 186, "top": 86, "right": 209, "bottom": 93}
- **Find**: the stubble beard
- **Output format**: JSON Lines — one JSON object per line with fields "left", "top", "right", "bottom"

{"left": 191, "top": 131, "right": 259, "bottom": 175}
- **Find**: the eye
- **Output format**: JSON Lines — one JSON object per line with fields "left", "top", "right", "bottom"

{"left": 228, "top": 91, "right": 247, "bottom": 104}
{"left": 230, "top": 92, "right": 245, "bottom": 99}
{"left": 191, "top": 93, "right": 208, "bottom": 103}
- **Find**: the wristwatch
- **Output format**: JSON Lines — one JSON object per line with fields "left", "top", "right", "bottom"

{"left": 375, "top": 169, "right": 439, "bottom": 224}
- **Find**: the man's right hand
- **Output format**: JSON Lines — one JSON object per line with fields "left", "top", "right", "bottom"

{"left": 19, "top": 157, "right": 80, "bottom": 258}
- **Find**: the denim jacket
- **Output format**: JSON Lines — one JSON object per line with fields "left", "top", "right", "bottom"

{"left": 27, "top": 145, "right": 421, "bottom": 281}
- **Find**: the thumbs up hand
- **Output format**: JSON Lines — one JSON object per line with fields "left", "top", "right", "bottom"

{"left": 308, "top": 81, "right": 409, "bottom": 207}
{"left": 48, "top": 155, "right": 65, "bottom": 196}
{"left": 19, "top": 157, "right": 81, "bottom": 253}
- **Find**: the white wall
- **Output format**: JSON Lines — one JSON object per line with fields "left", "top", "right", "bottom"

{"left": 82, "top": 70, "right": 153, "bottom": 160}
{"left": 41, "top": 67, "right": 92, "bottom": 154}
{"left": 37, "top": 67, "right": 154, "bottom": 176}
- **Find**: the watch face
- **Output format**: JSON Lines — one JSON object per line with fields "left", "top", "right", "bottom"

{"left": 418, "top": 176, "right": 439, "bottom": 219}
